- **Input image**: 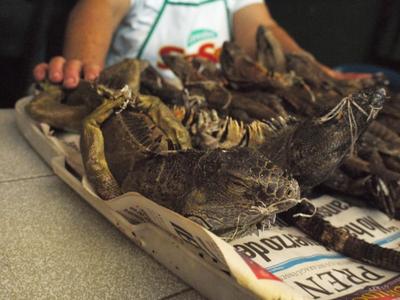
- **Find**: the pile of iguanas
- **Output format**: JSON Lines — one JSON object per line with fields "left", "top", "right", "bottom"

{"left": 25, "top": 26, "right": 400, "bottom": 272}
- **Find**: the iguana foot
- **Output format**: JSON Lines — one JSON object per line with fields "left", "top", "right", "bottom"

{"left": 137, "top": 94, "right": 192, "bottom": 149}
{"left": 26, "top": 81, "right": 97, "bottom": 132}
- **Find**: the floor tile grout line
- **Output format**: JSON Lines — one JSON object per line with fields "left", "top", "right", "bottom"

{"left": 159, "top": 288, "right": 194, "bottom": 300}
{"left": 0, "top": 174, "right": 55, "bottom": 184}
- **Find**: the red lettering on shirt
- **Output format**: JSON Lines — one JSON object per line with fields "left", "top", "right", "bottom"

{"left": 157, "top": 43, "right": 220, "bottom": 68}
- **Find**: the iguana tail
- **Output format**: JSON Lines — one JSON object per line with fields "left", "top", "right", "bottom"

{"left": 280, "top": 202, "right": 400, "bottom": 272}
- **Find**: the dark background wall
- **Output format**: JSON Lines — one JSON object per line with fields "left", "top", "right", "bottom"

{"left": 267, "top": 0, "right": 399, "bottom": 68}
{"left": 0, "top": 0, "right": 399, "bottom": 108}
{"left": 0, "top": 0, "right": 77, "bottom": 108}
{"left": 268, "top": 0, "right": 381, "bottom": 66}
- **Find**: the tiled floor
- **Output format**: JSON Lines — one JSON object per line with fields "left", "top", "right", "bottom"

{"left": 0, "top": 110, "right": 205, "bottom": 299}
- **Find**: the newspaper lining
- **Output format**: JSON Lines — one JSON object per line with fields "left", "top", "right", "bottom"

{"left": 232, "top": 196, "right": 400, "bottom": 300}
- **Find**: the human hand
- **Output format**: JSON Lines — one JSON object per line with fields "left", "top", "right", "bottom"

{"left": 33, "top": 56, "right": 102, "bottom": 89}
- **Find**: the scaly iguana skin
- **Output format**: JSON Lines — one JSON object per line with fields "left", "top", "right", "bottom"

{"left": 280, "top": 201, "right": 400, "bottom": 272}
{"left": 25, "top": 80, "right": 103, "bottom": 132}
{"left": 259, "top": 88, "right": 386, "bottom": 191}
{"left": 79, "top": 75, "right": 302, "bottom": 238}
{"left": 25, "top": 59, "right": 145, "bottom": 132}
{"left": 25, "top": 59, "right": 181, "bottom": 132}
{"left": 25, "top": 59, "right": 301, "bottom": 237}
{"left": 164, "top": 26, "right": 398, "bottom": 217}
{"left": 81, "top": 81, "right": 400, "bottom": 272}
{"left": 122, "top": 147, "right": 301, "bottom": 236}
{"left": 165, "top": 71, "right": 399, "bottom": 271}
{"left": 172, "top": 87, "right": 386, "bottom": 192}
{"left": 25, "top": 50, "right": 399, "bottom": 271}
{"left": 254, "top": 26, "right": 399, "bottom": 219}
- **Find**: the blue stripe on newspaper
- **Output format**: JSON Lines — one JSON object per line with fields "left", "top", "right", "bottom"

{"left": 267, "top": 231, "right": 400, "bottom": 273}
{"left": 375, "top": 231, "right": 400, "bottom": 246}
{"left": 268, "top": 254, "right": 344, "bottom": 273}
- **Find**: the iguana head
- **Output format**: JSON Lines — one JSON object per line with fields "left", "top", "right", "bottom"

{"left": 182, "top": 147, "right": 301, "bottom": 239}
{"left": 288, "top": 88, "right": 386, "bottom": 191}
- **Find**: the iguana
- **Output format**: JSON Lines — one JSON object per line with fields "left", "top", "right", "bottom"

{"left": 25, "top": 58, "right": 143, "bottom": 133}
{"left": 173, "top": 87, "right": 386, "bottom": 192}
{"left": 254, "top": 26, "right": 400, "bottom": 219}
{"left": 164, "top": 26, "right": 399, "bottom": 220}
{"left": 26, "top": 60, "right": 303, "bottom": 239}
{"left": 173, "top": 86, "right": 400, "bottom": 272}
{"left": 93, "top": 84, "right": 400, "bottom": 272}
{"left": 26, "top": 58, "right": 400, "bottom": 272}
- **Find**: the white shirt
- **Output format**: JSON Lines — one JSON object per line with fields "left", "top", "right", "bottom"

{"left": 106, "top": 0, "right": 263, "bottom": 68}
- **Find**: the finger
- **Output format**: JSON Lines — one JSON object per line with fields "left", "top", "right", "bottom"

{"left": 48, "top": 56, "right": 66, "bottom": 83}
{"left": 63, "top": 59, "right": 83, "bottom": 88}
{"left": 83, "top": 63, "right": 101, "bottom": 81}
{"left": 329, "top": 71, "right": 344, "bottom": 80}
{"left": 319, "top": 64, "right": 337, "bottom": 79}
{"left": 33, "top": 63, "right": 48, "bottom": 81}
{"left": 341, "top": 72, "right": 372, "bottom": 80}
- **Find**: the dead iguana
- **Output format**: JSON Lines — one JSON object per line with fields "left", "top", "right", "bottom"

{"left": 25, "top": 59, "right": 145, "bottom": 132}
{"left": 26, "top": 58, "right": 399, "bottom": 271}
{"left": 26, "top": 59, "right": 183, "bottom": 131}
{"left": 26, "top": 80, "right": 103, "bottom": 132}
{"left": 254, "top": 25, "right": 400, "bottom": 219}
{"left": 84, "top": 80, "right": 400, "bottom": 272}
{"left": 164, "top": 26, "right": 399, "bottom": 221}
{"left": 186, "top": 89, "right": 400, "bottom": 271}
{"left": 161, "top": 46, "right": 385, "bottom": 193}
{"left": 80, "top": 80, "right": 305, "bottom": 240}
{"left": 175, "top": 87, "right": 386, "bottom": 191}
{"left": 26, "top": 60, "right": 303, "bottom": 240}
{"left": 163, "top": 63, "right": 399, "bottom": 271}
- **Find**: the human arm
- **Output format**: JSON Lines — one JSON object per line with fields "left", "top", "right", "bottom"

{"left": 232, "top": 3, "right": 303, "bottom": 58}
{"left": 33, "top": 0, "right": 131, "bottom": 88}
{"left": 232, "top": 3, "right": 370, "bottom": 80}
